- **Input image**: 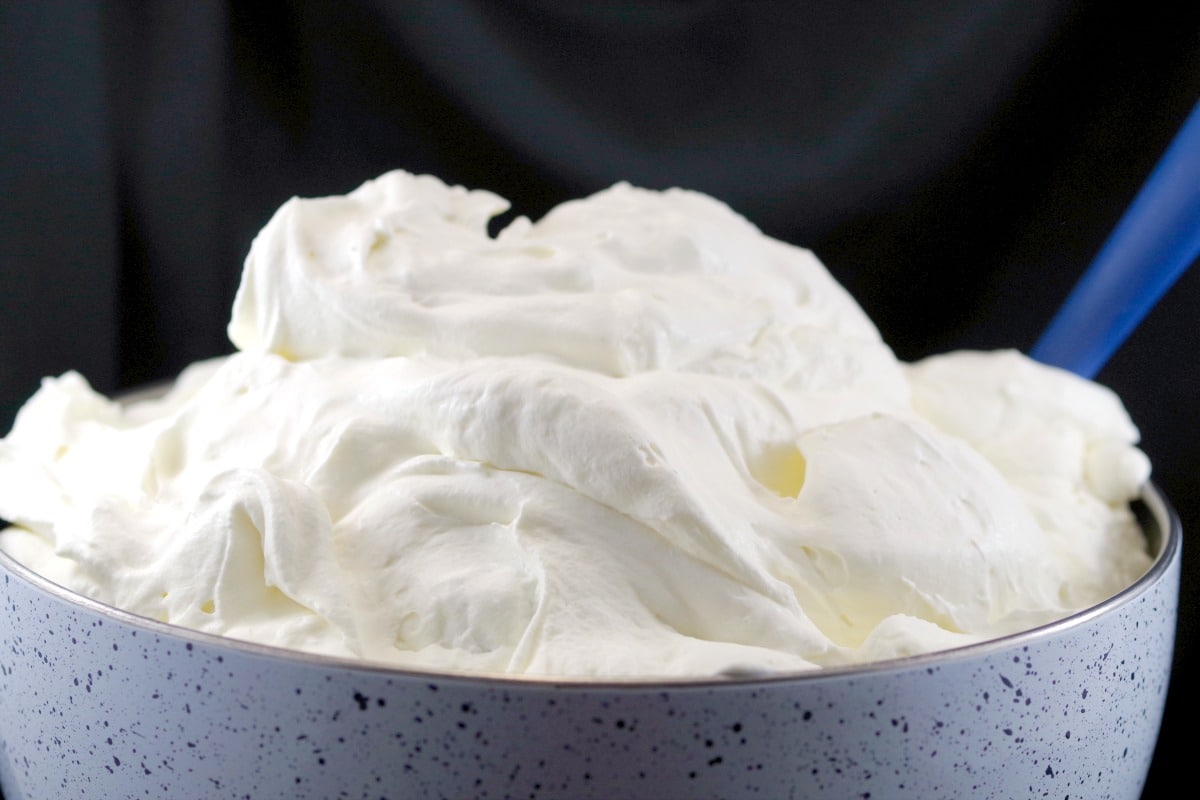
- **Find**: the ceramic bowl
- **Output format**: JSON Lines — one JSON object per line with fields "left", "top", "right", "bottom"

{"left": 0, "top": 485, "right": 1179, "bottom": 800}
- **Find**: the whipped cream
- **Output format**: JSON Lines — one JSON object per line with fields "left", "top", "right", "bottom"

{"left": 0, "top": 171, "right": 1152, "bottom": 677}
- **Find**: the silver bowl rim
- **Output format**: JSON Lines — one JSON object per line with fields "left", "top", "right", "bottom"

{"left": 0, "top": 482, "right": 1180, "bottom": 691}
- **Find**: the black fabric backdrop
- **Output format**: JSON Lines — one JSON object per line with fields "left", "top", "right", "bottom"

{"left": 1, "top": 2, "right": 1197, "bottom": 797}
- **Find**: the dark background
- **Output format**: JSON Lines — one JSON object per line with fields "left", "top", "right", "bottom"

{"left": 2, "top": 2, "right": 1197, "bottom": 797}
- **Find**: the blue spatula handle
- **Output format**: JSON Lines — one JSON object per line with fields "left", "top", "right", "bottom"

{"left": 1030, "top": 100, "right": 1200, "bottom": 378}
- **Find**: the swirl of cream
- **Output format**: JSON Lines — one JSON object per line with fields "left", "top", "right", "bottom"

{"left": 0, "top": 172, "right": 1152, "bottom": 677}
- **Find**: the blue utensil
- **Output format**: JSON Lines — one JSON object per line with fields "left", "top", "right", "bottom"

{"left": 1030, "top": 100, "right": 1200, "bottom": 378}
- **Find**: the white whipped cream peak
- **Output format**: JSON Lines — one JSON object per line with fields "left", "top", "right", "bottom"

{"left": 0, "top": 170, "right": 1152, "bottom": 677}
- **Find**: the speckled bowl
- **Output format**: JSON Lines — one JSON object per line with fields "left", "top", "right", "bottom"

{"left": 0, "top": 486, "right": 1179, "bottom": 800}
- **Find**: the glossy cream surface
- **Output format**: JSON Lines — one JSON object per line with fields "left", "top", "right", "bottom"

{"left": 0, "top": 171, "right": 1152, "bottom": 676}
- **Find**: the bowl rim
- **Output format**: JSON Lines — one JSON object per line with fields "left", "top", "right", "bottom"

{"left": 0, "top": 483, "right": 1180, "bottom": 690}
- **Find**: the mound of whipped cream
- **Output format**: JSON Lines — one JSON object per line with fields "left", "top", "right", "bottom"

{"left": 0, "top": 171, "right": 1152, "bottom": 677}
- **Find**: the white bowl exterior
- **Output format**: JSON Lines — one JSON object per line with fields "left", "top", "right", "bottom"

{"left": 0, "top": 490, "right": 1180, "bottom": 800}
